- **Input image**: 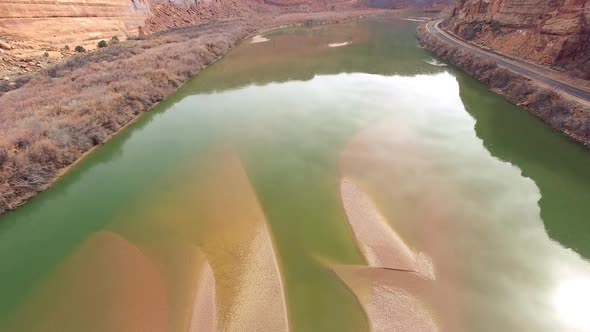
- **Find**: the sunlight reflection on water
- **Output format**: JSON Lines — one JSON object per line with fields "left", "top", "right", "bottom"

{"left": 553, "top": 277, "right": 590, "bottom": 331}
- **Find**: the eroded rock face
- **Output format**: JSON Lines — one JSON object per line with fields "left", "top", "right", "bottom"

{"left": 0, "top": 0, "right": 359, "bottom": 45}
{"left": 447, "top": 0, "right": 590, "bottom": 78}
{"left": 0, "top": 0, "right": 152, "bottom": 44}
{"left": 365, "top": 0, "right": 450, "bottom": 9}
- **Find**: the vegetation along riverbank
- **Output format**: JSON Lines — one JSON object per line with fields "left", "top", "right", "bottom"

{"left": 0, "top": 8, "right": 391, "bottom": 215}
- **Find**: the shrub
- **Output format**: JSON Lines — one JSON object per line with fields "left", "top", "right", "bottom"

{"left": 27, "top": 139, "right": 60, "bottom": 165}
{"left": 550, "top": 100, "right": 570, "bottom": 115}
{"left": 0, "top": 20, "right": 249, "bottom": 213}
{"left": 111, "top": 36, "right": 120, "bottom": 44}
{"left": 490, "top": 20, "right": 502, "bottom": 34}
{"left": 0, "top": 146, "right": 8, "bottom": 167}
{"left": 43, "top": 52, "right": 49, "bottom": 57}
{"left": 63, "top": 45, "right": 70, "bottom": 51}
{"left": 74, "top": 45, "right": 86, "bottom": 53}
{"left": 97, "top": 40, "right": 108, "bottom": 48}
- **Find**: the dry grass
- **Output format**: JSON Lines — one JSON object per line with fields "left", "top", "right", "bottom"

{"left": 0, "top": 19, "right": 259, "bottom": 213}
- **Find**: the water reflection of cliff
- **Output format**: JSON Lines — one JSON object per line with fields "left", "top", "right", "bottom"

{"left": 456, "top": 72, "right": 590, "bottom": 259}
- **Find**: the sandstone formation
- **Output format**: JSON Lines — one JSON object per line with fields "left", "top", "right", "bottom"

{"left": 446, "top": 0, "right": 590, "bottom": 78}
{"left": 0, "top": 0, "right": 363, "bottom": 45}
{"left": 0, "top": 39, "right": 10, "bottom": 50}
{"left": 0, "top": 0, "right": 151, "bottom": 44}
{"left": 142, "top": 0, "right": 270, "bottom": 34}
{"left": 0, "top": 0, "right": 363, "bottom": 80}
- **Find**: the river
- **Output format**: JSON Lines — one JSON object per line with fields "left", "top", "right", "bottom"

{"left": 0, "top": 18, "right": 589, "bottom": 332}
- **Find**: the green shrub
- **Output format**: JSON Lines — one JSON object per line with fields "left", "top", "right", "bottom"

{"left": 111, "top": 36, "right": 120, "bottom": 44}
{"left": 43, "top": 52, "right": 49, "bottom": 57}
{"left": 63, "top": 45, "right": 70, "bottom": 51}
{"left": 97, "top": 40, "right": 108, "bottom": 48}
{"left": 74, "top": 45, "right": 86, "bottom": 53}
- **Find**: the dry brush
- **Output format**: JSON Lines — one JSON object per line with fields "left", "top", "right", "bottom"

{"left": 0, "top": 19, "right": 259, "bottom": 213}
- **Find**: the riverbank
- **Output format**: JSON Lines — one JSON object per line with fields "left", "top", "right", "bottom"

{"left": 416, "top": 23, "right": 590, "bottom": 148}
{"left": 0, "top": 9, "right": 391, "bottom": 215}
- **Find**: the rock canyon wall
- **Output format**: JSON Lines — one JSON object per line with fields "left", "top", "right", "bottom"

{"left": 0, "top": 0, "right": 362, "bottom": 45}
{"left": 446, "top": 0, "right": 590, "bottom": 78}
{"left": 365, "top": 0, "right": 450, "bottom": 9}
{"left": 0, "top": 0, "right": 152, "bottom": 44}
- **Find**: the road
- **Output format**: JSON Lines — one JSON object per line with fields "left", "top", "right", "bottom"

{"left": 425, "top": 20, "right": 590, "bottom": 104}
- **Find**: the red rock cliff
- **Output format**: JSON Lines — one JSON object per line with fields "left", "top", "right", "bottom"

{"left": 0, "top": 0, "right": 151, "bottom": 44}
{"left": 446, "top": 0, "right": 590, "bottom": 78}
{"left": 0, "top": 0, "right": 361, "bottom": 44}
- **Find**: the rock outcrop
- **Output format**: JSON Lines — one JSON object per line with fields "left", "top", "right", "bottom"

{"left": 446, "top": 0, "right": 590, "bottom": 79}
{"left": 0, "top": 0, "right": 363, "bottom": 44}
{"left": 0, "top": 0, "right": 151, "bottom": 44}
{"left": 416, "top": 24, "right": 590, "bottom": 147}
{"left": 142, "top": 0, "right": 270, "bottom": 34}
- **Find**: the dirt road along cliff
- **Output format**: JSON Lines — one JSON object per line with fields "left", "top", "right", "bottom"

{"left": 426, "top": 20, "right": 590, "bottom": 105}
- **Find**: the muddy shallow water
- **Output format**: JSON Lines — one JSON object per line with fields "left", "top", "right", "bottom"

{"left": 1, "top": 18, "right": 590, "bottom": 332}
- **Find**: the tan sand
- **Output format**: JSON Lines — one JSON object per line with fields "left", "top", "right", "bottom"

{"left": 225, "top": 222, "right": 290, "bottom": 332}
{"left": 198, "top": 151, "right": 289, "bottom": 332}
{"left": 184, "top": 150, "right": 289, "bottom": 331}
{"left": 250, "top": 35, "right": 270, "bottom": 43}
{"left": 4, "top": 231, "right": 170, "bottom": 332}
{"left": 334, "top": 265, "right": 437, "bottom": 332}
{"left": 337, "top": 178, "right": 439, "bottom": 331}
{"left": 189, "top": 255, "right": 217, "bottom": 332}
{"left": 338, "top": 120, "right": 463, "bottom": 331}
{"left": 328, "top": 41, "right": 351, "bottom": 47}
{"left": 124, "top": 149, "right": 289, "bottom": 332}
{"left": 340, "top": 177, "right": 419, "bottom": 273}
{"left": 99, "top": 231, "right": 219, "bottom": 332}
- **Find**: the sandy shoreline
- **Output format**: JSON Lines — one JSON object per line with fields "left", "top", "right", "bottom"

{"left": 250, "top": 35, "right": 270, "bottom": 43}
{"left": 167, "top": 150, "right": 289, "bottom": 331}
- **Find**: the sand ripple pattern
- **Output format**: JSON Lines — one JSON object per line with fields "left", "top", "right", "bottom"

{"left": 225, "top": 223, "right": 289, "bottom": 332}
{"left": 189, "top": 257, "right": 217, "bottom": 332}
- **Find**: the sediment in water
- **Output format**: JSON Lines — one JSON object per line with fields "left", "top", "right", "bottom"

{"left": 120, "top": 149, "right": 290, "bottom": 331}
{"left": 188, "top": 252, "right": 217, "bottom": 332}
{"left": 334, "top": 265, "right": 438, "bottom": 332}
{"left": 338, "top": 118, "right": 468, "bottom": 332}
{"left": 340, "top": 177, "right": 436, "bottom": 277}
{"left": 336, "top": 177, "right": 438, "bottom": 331}
{"left": 2, "top": 231, "right": 170, "bottom": 332}
{"left": 188, "top": 150, "right": 289, "bottom": 331}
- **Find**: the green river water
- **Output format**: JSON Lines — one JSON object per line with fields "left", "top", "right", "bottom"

{"left": 1, "top": 18, "right": 590, "bottom": 332}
